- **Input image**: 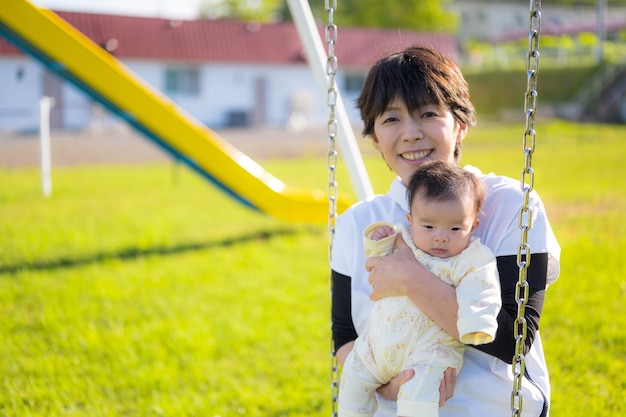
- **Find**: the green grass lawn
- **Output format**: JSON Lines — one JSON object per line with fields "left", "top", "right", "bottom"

{"left": 1, "top": 120, "right": 625, "bottom": 416}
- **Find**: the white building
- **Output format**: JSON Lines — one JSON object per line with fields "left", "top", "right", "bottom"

{"left": 453, "top": 1, "right": 626, "bottom": 43}
{"left": 0, "top": 11, "right": 456, "bottom": 133}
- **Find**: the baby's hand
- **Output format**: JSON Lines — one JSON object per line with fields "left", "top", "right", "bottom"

{"left": 371, "top": 225, "right": 395, "bottom": 241}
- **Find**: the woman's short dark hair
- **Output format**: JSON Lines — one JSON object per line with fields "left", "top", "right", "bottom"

{"left": 356, "top": 46, "right": 476, "bottom": 161}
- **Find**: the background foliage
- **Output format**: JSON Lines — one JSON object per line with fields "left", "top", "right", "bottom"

{"left": 202, "top": 0, "right": 458, "bottom": 32}
{"left": 198, "top": 0, "right": 626, "bottom": 30}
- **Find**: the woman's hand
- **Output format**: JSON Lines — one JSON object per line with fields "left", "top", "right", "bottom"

{"left": 366, "top": 233, "right": 461, "bottom": 340}
{"left": 438, "top": 368, "right": 457, "bottom": 406}
{"left": 376, "top": 367, "right": 457, "bottom": 406}
{"left": 366, "top": 234, "right": 423, "bottom": 301}
{"left": 376, "top": 369, "right": 414, "bottom": 400}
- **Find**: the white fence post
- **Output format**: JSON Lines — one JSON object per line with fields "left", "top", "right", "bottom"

{"left": 39, "top": 96, "right": 55, "bottom": 197}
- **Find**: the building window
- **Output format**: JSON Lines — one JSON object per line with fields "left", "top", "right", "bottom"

{"left": 344, "top": 73, "right": 365, "bottom": 94}
{"left": 164, "top": 67, "right": 200, "bottom": 95}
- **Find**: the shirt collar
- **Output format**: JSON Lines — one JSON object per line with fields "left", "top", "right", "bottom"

{"left": 389, "top": 177, "right": 410, "bottom": 212}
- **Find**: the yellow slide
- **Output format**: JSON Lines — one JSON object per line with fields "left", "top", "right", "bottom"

{"left": 0, "top": 0, "right": 354, "bottom": 223}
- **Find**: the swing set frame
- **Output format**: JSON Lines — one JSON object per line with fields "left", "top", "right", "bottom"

{"left": 283, "top": 0, "right": 543, "bottom": 415}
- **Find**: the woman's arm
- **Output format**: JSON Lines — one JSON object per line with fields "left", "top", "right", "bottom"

{"left": 365, "top": 235, "right": 461, "bottom": 340}
{"left": 365, "top": 234, "right": 549, "bottom": 364}
{"left": 331, "top": 270, "right": 358, "bottom": 359}
{"left": 336, "top": 341, "right": 354, "bottom": 367}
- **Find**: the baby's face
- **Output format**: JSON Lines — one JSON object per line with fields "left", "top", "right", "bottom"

{"left": 407, "top": 193, "right": 478, "bottom": 258}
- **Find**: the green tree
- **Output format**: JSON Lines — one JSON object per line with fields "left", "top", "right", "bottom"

{"left": 311, "top": 0, "right": 458, "bottom": 33}
{"left": 199, "top": 0, "right": 283, "bottom": 21}
{"left": 203, "top": 0, "right": 458, "bottom": 33}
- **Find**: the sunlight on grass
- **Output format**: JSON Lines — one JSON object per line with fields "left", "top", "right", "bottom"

{"left": 1, "top": 120, "right": 625, "bottom": 416}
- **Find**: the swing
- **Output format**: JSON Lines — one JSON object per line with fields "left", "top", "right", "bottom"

{"left": 324, "top": 1, "right": 543, "bottom": 416}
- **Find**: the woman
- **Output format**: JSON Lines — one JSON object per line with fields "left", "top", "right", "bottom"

{"left": 331, "top": 45, "right": 560, "bottom": 416}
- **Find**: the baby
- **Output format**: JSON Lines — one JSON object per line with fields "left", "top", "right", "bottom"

{"left": 338, "top": 160, "right": 502, "bottom": 417}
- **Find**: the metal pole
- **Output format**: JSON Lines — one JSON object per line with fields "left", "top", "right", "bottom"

{"left": 39, "top": 96, "right": 54, "bottom": 197}
{"left": 286, "top": 0, "right": 374, "bottom": 201}
{"left": 596, "top": 0, "right": 606, "bottom": 64}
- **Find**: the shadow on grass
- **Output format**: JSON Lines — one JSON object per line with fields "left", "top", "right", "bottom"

{"left": 0, "top": 228, "right": 306, "bottom": 275}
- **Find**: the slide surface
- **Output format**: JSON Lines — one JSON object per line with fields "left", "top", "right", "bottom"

{"left": 0, "top": 0, "right": 353, "bottom": 223}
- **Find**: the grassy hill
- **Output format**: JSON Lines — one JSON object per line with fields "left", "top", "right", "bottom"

{"left": 465, "top": 64, "right": 601, "bottom": 117}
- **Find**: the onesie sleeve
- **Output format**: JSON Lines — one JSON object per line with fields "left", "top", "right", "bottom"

{"left": 362, "top": 221, "right": 397, "bottom": 258}
{"left": 455, "top": 242, "right": 502, "bottom": 345}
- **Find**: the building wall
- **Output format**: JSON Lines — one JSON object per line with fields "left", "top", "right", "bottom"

{"left": 0, "top": 55, "right": 363, "bottom": 133}
{"left": 0, "top": 57, "right": 42, "bottom": 132}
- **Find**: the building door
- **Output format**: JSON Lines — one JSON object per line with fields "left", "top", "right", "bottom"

{"left": 42, "top": 70, "right": 63, "bottom": 128}
{"left": 253, "top": 77, "right": 267, "bottom": 126}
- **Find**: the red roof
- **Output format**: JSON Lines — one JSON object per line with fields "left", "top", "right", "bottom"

{"left": 0, "top": 10, "right": 457, "bottom": 67}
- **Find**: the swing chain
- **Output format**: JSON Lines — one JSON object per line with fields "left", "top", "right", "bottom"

{"left": 325, "top": 1, "right": 339, "bottom": 416}
{"left": 512, "top": 1, "right": 541, "bottom": 416}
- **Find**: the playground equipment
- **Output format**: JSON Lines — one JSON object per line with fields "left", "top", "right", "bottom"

{"left": 322, "top": 1, "right": 544, "bottom": 416}
{"left": 1, "top": 0, "right": 547, "bottom": 415}
{"left": 0, "top": 0, "right": 367, "bottom": 224}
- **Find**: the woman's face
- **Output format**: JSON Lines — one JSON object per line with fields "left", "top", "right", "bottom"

{"left": 371, "top": 99, "right": 468, "bottom": 185}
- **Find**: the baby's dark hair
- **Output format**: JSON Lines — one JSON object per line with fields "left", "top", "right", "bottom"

{"left": 406, "top": 161, "right": 485, "bottom": 216}
{"left": 357, "top": 46, "right": 476, "bottom": 162}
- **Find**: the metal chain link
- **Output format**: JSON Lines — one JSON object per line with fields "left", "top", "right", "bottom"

{"left": 325, "top": 1, "right": 339, "bottom": 416}
{"left": 511, "top": 1, "right": 541, "bottom": 416}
